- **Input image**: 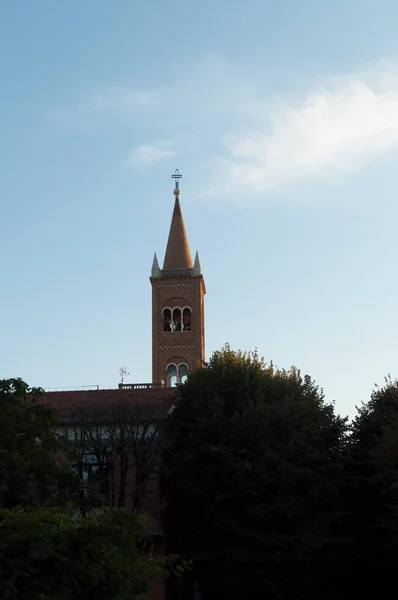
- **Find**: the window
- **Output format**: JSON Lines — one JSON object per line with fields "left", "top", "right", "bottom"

{"left": 182, "top": 308, "right": 192, "bottom": 331}
{"left": 178, "top": 364, "right": 188, "bottom": 384}
{"left": 73, "top": 452, "right": 110, "bottom": 497}
{"left": 163, "top": 308, "right": 172, "bottom": 332}
{"left": 167, "top": 364, "right": 177, "bottom": 387}
{"left": 162, "top": 306, "right": 192, "bottom": 332}
{"left": 81, "top": 453, "right": 100, "bottom": 484}
{"left": 166, "top": 363, "right": 189, "bottom": 387}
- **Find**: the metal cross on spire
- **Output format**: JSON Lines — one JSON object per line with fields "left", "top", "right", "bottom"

{"left": 171, "top": 168, "right": 183, "bottom": 190}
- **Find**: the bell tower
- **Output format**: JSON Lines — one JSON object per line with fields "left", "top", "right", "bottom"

{"left": 150, "top": 170, "right": 206, "bottom": 386}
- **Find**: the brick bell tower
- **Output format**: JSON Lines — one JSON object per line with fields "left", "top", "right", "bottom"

{"left": 150, "top": 170, "right": 206, "bottom": 386}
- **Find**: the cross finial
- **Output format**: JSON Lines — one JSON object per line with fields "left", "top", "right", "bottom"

{"left": 171, "top": 168, "right": 183, "bottom": 193}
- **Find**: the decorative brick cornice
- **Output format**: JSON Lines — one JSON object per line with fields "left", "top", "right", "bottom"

{"left": 159, "top": 345, "right": 195, "bottom": 352}
{"left": 161, "top": 268, "right": 193, "bottom": 278}
{"left": 159, "top": 283, "right": 194, "bottom": 290}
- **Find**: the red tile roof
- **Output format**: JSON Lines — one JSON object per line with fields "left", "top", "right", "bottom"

{"left": 43, "top": 387, "right": 177, "bottom": 420}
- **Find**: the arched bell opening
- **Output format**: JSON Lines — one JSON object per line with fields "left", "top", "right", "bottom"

{"left": 163, "top": 308, "right": 172, "bottom": 332}
{"left": 172, "top": 308, "right": 182, "bottom": 332}
{"left": 182, "top": 308, "right": 192, "bottom": 332}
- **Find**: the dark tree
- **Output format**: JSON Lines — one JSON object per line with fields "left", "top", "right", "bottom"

{"left": 0, "top": 379, "right": 165, "bottom": 599}
{"left": 343, "top": 377, "right": 398, "bottom": 597}
{"left": 0, "top": 378, "right": 81, "bottom": 509}
{"left": 0, "top": 507, "right": 160, "bottom": 600}
{"left": 163, "top": 345, "right": 347, "bottom": 600}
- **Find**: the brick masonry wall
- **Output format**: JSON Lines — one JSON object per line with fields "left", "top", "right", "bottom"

{"left": 151, "top": 275, "right": 206, "bottom": 384}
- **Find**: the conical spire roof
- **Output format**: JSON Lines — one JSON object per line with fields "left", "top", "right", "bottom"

{"left": 163, "top": 197, "right": 193, "bottom": 270}
{"left": 193, "top": 251, "right": 202, "bottom": 275}
{"left": 151, "top": 253, "right": 161, "bottom": 278}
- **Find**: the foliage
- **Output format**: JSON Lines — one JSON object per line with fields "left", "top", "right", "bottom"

{"left": 163, "top": 345, "right": 348, "bottom": 600}
{"left": 0, "top": 506, "right": 160, "bottom": 600}
{"left": 342, "top": 377, "right": 398, "bottom": 595}
{"left": 0, "top": 378, "right": 166, "bottom": 599}
{"left": 0, "top": 378, "right": 83, "bottom": 510}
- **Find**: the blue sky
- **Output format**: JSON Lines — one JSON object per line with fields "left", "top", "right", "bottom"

{"left": 1, "top": 0, "right": 398, "bottom": 418}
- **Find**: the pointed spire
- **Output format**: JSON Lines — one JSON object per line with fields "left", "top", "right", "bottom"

{"left": 193, "top": 251, "right": 202, "bottom": 275}
{"left": 151, "top": 253, "right": 161, "bottom": 278}
{"left": 163, "top": 171, "right": 193, "bottom": 270}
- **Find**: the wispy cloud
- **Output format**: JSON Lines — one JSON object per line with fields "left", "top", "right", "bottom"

{"left": 52, "top": 60, "right": 398, "bottom": 196}
{"left": 125, "top": 141, "right": 177, "bottom": 168}
{"left": 217, "top": 75, "right": 398, "bottom": 193}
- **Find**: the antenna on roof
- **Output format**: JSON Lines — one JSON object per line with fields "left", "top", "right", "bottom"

{"left": 119, "top": 367, "right": 130, "bottom": 385}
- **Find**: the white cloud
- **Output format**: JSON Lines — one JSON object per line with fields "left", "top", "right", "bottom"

{"left": 125, "top": 141, "right": 177, "bottom": 168}
{"left": 52, "top": 60, "right": 398, "bottom": 194}
{"left": 218, "top": 75, "right": 398, "bottom": 192}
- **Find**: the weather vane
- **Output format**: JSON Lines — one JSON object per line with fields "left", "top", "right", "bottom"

{"left": 171, "top": 169, "right": 183, "bottom": 196}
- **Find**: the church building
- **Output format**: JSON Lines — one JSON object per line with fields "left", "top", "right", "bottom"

{"left": 44, "top": 171, "right": 205, "bottom": 600}
{"left": 151, "top": 169, "right": 206, "bottom": 387}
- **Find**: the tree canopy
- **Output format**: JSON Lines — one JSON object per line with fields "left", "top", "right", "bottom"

{"left": 0, "top": 378, "right": 81, "bottom": 510}
{"left": 163, "top": 345, "right": 347, "bottom": 600}
{"left": 0, "top": 378, "right": 162, "bottom": 600}
{"left": 0, "top": 507, "right": 159, "bottom": 600}
{"left": 342, "top": 377, "right": 398, "bottom": 597}
{"left": 3, "top": 362, "right": 398, "bottom": 600}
